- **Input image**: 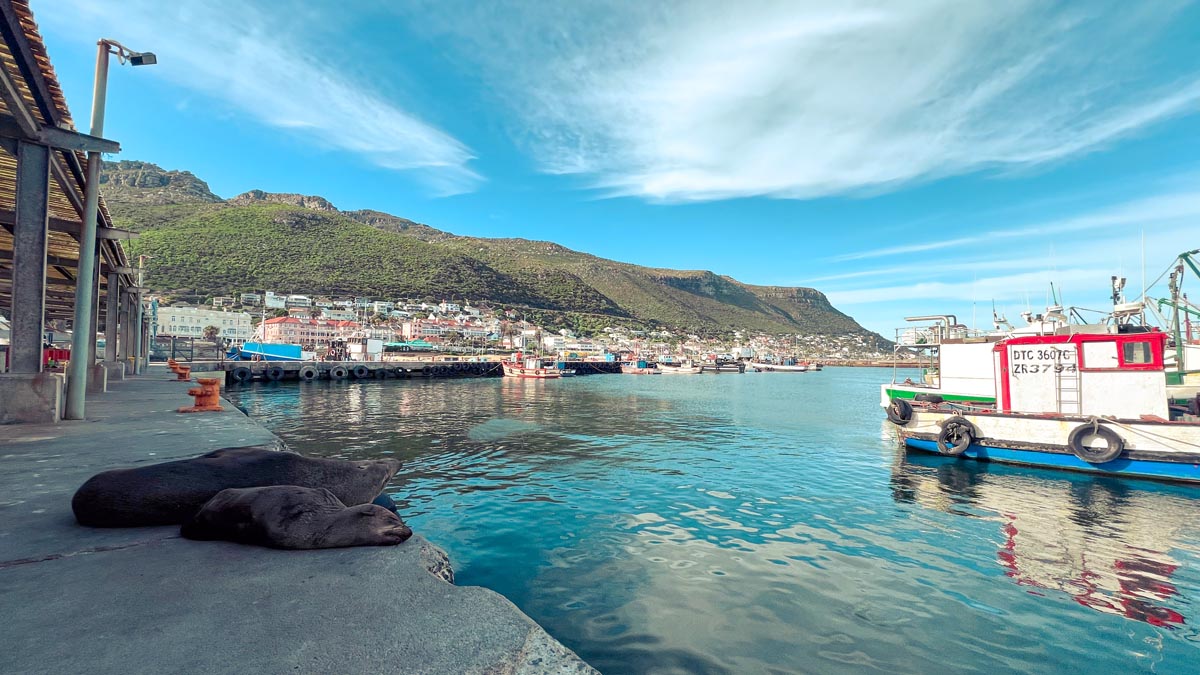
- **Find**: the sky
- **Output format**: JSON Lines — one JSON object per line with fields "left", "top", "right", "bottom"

{"left": 33, "top": 0, "right": 1200, "bottom": 337}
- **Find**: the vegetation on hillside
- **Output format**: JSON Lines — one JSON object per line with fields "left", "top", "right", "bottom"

{"left": 105, "top": 161, "right": 887, "bottom": 344}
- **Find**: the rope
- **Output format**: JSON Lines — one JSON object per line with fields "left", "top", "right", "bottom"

{"left": 1095, "top": 416, "right": 1200, "bottom": 451}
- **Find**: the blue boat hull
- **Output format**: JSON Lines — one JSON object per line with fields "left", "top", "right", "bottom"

{"left": 904, "top": 438, "right": 1200, "bottom": 484}
{"left": 228, "top": 342, "right": 304, "bottom": 361}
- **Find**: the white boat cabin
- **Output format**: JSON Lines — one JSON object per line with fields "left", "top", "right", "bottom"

{"left": 995, "top": 331, "right": 1168, "bottom": 419}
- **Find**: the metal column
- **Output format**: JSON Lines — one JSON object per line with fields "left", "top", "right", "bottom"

{"left": 132, "top": 290, "right": 144, "bottom": 374}
{"left": 64, "top": 40, "right": 111, "bottom": 419}
{"left": 117, "top": 289, "right": 131, "bottom": 365}
{"left": 104, "top": 272, "right": 119, "bottom": 361}
{"left": 9, "top": 141, "right": 50, "bottom": 374}
{"left": 87, "top": 242, "right": 101, "bottom": 366}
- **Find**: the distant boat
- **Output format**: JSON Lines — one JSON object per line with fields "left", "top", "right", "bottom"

{"left": 657, "top": 359, "right": 702, "bottom": 374}
{"left": 502, "top": 354, "right": 561, "bottom": 379}
{"left": 622, "top": 359, "right": 661, "bottom": 375}
{"left": 228, "top": 342, "right": 304, "bottom": 361}
{"left": 750, "top": 361, "right": 808, "bottom": 372}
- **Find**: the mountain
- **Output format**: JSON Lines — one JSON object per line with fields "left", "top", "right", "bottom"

{"left": 101, "top": 161, "right": 886, "bottom": 343}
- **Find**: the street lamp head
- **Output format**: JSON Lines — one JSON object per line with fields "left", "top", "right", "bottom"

{"left": 129, "top": 52, "right": 157, "bottom": 67}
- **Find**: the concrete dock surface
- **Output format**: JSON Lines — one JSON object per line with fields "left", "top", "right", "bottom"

{"left": 0, "top": 373, "right": 596, "bottom": 674}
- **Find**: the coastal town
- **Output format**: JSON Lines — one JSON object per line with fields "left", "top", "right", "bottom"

{"left": 144, "top": 289, "right": 892, "bottom": 364}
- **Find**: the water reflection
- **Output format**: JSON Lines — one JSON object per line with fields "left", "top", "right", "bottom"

{"left": 228, "top": 372, "right": 1200, "bottom": 674}
{"left": 892, "top": 454, "right": 1191, "bottom": 628}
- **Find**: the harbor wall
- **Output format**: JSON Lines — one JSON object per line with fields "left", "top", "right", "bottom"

{"left": 0, "top": 372, "right": 596, "bottom": 674}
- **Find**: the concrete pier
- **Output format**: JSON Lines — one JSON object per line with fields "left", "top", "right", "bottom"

{"left": 0, "top": 375, "right": 595, "bottom": 674}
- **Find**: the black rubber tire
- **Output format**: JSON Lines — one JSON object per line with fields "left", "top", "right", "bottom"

{"left": 231, "top": 366, "right": 253, "bottom": 384}
{"left": 1067, "top": 424, "right": 1124, "bottom": 464}
{"left": 330, "top": 366, "right": 348, "bottom": 380}
{"left": 936, "top": 416, "right": 974, "bottom": 456}
{"left": 914, "top": 394, "right": 944, "bottom": 404}
{"left": 264, "top": 366, "right": 285, "bottom": 381}
{"left": 394, "top": 367, "right": 408, "bottom": 378}
{"left": 886, "top": 397, "right": 914, "bottom": 426}
{"left": 374, "top": 367, "right": 392, "bottom": 379}
{"left": 298, "top": 365, "right": 318, "bottom": 381}
{"left": 352, "top": 365, "right": 371, "bottom": 379}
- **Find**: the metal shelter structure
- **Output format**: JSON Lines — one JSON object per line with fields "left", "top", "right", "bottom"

{"left": 0, "top": 0, "right": 146, "bottom": 423}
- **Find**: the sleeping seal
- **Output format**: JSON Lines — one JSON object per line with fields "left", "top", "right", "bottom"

{"left": 181, "top": 486, "right": 413, "bottom": 549}
{"left": 72, "top": 446, "right": 402, "bottom": 527}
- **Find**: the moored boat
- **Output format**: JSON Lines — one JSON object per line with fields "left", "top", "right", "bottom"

{"left": 501, "top": 354, "right": 562, "bottom": 379}
{"left": 750, "top": 361, "right": 808, "bottom": 372}
{"left": 887, "top": 329, "right": 1200, "bottom": 483}
{"left": 229, "top": 342, "right": 307, "bottom": 361}
{"left": 657, "top": 359, "right": 702, "bottom": 374}
{"left": 621, "top": 359, "right": 661, "bottom": 375}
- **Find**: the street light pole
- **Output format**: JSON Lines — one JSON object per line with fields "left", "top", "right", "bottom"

{"left": 64, "top": 39, "right": 156, "bottom": 420}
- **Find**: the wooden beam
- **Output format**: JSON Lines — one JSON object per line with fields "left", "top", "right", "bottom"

{"left": 0, "top": 114, "right": 120, "bottom": 153}
{"left": 0, "top": 248, "right": 125, "bottom": 271}
{"left": 0, "top": 209, "right": 138, "bottom": 240}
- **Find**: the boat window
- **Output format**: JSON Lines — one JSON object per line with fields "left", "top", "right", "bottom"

{"left": 1122, "top": 341, "right": 1153, "bottom": 365}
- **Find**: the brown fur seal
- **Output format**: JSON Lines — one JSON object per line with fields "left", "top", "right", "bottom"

{"left": 181, "top": 486, "right": 413, "bottom": 549}
{"left": 72, "top": 446, "right": 402, "bottom": 527}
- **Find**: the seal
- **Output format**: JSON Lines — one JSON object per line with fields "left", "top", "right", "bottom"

{"left": 72, "top": 446, "right": 402, "bottom": 528}
{"left": 181, "top": 486, "right": 412, "bottom": 549}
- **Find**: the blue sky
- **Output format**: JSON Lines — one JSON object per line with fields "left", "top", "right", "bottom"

{"left": 34, "top": 1, "right": 1200, "bottom": 336}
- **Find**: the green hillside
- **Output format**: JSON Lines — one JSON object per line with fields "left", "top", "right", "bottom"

{"left": 103, "top": 160, "right": 885, "bottom": 343}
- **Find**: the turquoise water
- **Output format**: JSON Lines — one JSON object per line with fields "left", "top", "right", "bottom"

{"left": 227, "top": 368, "right": 1200, "bottom": 674}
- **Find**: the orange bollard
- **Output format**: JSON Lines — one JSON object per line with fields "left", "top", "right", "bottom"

{"left": 172, "top": 364, "right": 192, "bottom": 380}
{"left": 177, "top": 377, "right": 224, "bottom": 413}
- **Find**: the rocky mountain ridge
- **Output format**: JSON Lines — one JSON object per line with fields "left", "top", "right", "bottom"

{"left": 99, "top": 160, "right": 886, "bottom": 343}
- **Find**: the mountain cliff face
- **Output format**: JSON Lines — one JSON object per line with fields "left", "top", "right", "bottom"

{"left": 101, "top": 161, "right": 886, "bottom": 343}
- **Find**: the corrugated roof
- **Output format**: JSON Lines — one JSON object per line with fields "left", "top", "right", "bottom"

{"left": 0, "top": 0, "right": 130, "bottom": 322}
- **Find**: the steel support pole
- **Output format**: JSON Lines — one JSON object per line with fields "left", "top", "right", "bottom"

{"left": 103, "top": 272, "right": 119, "bottom": 361}
{"left": 117, "top": 289, "right": 131, "bottom": 364}
{"left": 87, "top": 242, "right": 100, "bottom": 366}
{"left": 64, "top": 41, "right": 109, "bottom": 419}
{"left": 132, "top": 291, "right": 144, "bottom": 374}
{"left": 9, "top": 141, "right": 50, "bottom": 374}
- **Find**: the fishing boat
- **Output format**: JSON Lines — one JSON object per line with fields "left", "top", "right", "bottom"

{"left": 228, "top": 342, "right": 306, "bottom": 361}
{"left": 501, "top": 353, "right": 561, "bottom": 379}
{"left": 750, "top": 361, "right": 808, "bottom": 372}
{"left": 886, "top": 329, "right": 1200, "bottom": 483}
{"left": 657, "top": 359, "right": 702, "bottom": 374}
{"left": 621, "top": 359, "right": 661, "bottom": 375}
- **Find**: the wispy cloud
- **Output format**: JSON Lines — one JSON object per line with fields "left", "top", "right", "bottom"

{"left": 416, "top": 0, "right": 1200, "bottom": 202}
{"left": 42, "top": 0, "right": 482, "bottom": 196}
{"left": 833, "top": 189, "right": 1200, "bottom": 262}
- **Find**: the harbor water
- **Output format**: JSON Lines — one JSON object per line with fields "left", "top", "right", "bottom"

{"left": 227, "top": 368, "right": 1200, "bottom": 674}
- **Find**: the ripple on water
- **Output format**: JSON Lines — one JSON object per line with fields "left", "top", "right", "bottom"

{"left": 228, "top": 371, "right": 1200, "bottom": 674}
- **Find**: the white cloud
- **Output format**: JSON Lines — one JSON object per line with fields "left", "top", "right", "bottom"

{"left": 41, "top": 0, "right": 481, "bottom": 196}
{"left": 417, "top": 0, "right": 1200, "bottom": 202}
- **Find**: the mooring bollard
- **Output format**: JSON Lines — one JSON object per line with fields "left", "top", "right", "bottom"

{"left": 177, "top": 377, "right": 224, "bottom": 413}
{"left": 166, "top": 358, "right": 191, "bottom": 380}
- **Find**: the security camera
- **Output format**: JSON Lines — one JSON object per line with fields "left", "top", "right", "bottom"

{"left": 129, "top": 52, "right": 157, "bottom": 66}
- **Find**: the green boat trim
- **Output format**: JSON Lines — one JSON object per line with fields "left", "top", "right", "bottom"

{"left": 883, "top": 387, "right": 996, "bottom": 404}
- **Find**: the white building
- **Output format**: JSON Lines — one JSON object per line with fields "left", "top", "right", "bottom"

{"left": 156, "top": 306, "right": 254, "bottom": 344}
{"left": 240, "top": 292, "right": 262, "bottom": 306}
{"left": 286, "top": 294, "right": 312, "bottom": 309}
{"left": 372, "top": 301, "right": 395, "bottom": 314}
{"left": 438, "top": 301, "right": 461, "bottom": 314}
{"left": 264, "top": 291, "right": 286, "bottom": 309}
